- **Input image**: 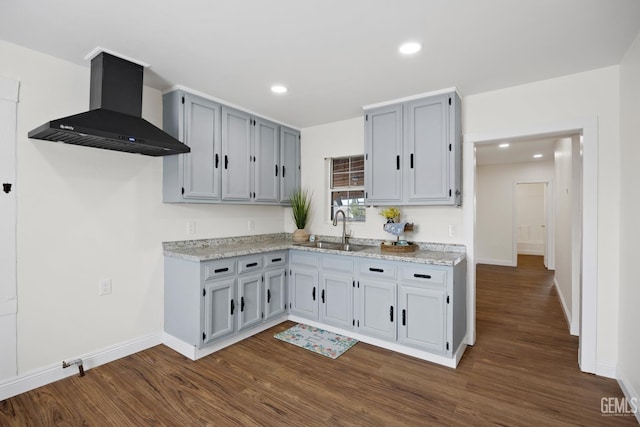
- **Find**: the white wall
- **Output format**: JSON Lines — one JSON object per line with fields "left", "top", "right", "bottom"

{"left": 299, "top": 118, "right": 464, "bottom": 244}
{"left": 618, "top": 32, "right": 640, "bottom": 402}
{"left": 0, "top": 40, "right": 285, "bottom": 374}
{"left": 476, "top": 161, "right": 553, "bottom": 266}
{"left": 553, "top": 138, "right": 574, "bottom": 330}
{"left": 464, "top": 65, "right": 621, "bottom": 368}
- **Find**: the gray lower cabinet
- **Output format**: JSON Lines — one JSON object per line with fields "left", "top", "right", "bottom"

{"left": 164, "top": 251, "right": 288, "bottom": 350}
{"left": 398, "top": 285, "right": 445, "bottom": 353}
{"left": 357, "top": 259, "right": 398, "bottom": 340}
{"left": 289, "top": 251, "right": 355, "bottom": 328}
{"left": 364, "top": 90, "right": 461, "bottom": 206}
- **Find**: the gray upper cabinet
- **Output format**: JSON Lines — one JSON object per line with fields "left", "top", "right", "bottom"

{"left": 364, "top": 90, "right": 462, "bottom": 206}
{"left": 279, "top": 126, "right": 301, "bottom": 204}
{"left": 364, "top": 104, "right": 403, "bottom": 204}
{"left": 163, "top": 91, "right": 222, "bottom": 202}
{"left": 253, "top": 117, "right": 280, "bottom": 203}
{"left": 222, "top": 106, "right": 252, "bottom": 201}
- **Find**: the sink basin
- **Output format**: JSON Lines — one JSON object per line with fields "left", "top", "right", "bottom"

{"left": 294, "top": 241, "right": 367, "bottom": 252}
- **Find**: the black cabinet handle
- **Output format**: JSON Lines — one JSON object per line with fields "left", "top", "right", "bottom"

{"left": 215, "top": 154, "right": 219, "bottom": 168}
{"left": 396, "top": 155, "right": 400, "bottom": 170}
{"left": 214, "top": 267, "right": 229, "bottom": 273}
{"left": 369, "top": 267, "right": 384, "bottom": 273}
{"left": 246, "top": 262, "right": 258, "bottom": 268}
{"left": 224, "top": 155, "right": 229, "bottom": 169}
{"left": 410, "top": 153, "right": 414, "bottom": 169}
{"left": 275, "top": 164, "right": 278, "bottom": 176}
{"left": 413, "top": 273, "right": 432, "bottom": 279}
{"left": 271, "top": 258, "right": 282, "bottom": 263}
{"left": 312, "top": 287, "right": 316, "bottom": 301}
{"left": 390, "top": 306, "right": 394, "bottom": 322}
{"left": 230, "top": 299, "right": 235, "bottom": 315}
{"left": 321, "top": 289, "right": 325, "bottom": 304}
{"left": 241, "top": 296, "right": 245, "bottom": 312}
{"left": 282, "top": 165, "right": 286, "bottom": 177}
{"left": 267, "top": 289, "right": 271, "bottom": 303}
{"left": 402, "top": 309, "right": 406, "bottom": 326}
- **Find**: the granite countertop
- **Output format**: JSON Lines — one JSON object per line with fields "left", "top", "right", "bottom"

{"left": 163, "top": 233, "right": 466, "bottom": 266}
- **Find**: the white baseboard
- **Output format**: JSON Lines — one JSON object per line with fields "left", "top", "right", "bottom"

{"left": 475, "top": 258, "right": 515, "bottom": 267}
{"left": 617, "top": 366, "right": 640, "bottom": 423}
{"left": 596, "top": 360, "right": 617, "bottom": 379}
{"left": 517, "top": 249, "right": 545, "bottom": 256}
{"left": 0, "top": 331, "right": 162, "bottom": 401}
{"left": 553, "top": 278, "right": 575, "bottom": 336}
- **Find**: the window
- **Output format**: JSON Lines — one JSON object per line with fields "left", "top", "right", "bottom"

{"left": 330, "top": 155, "right": 365, "bottom": 221}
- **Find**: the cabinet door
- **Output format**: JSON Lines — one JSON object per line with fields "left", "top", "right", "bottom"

{"left": 183, "top": 94, "right": 221, "bottom": 200}
{"left": 253, "top": 117, "right": 280, "bottom": 202}
{"left": 404, "top": 94, "right": 450, "bottom": 203}
{"left": 290, "top": 267, "right": 319, "bottom": 320}
{"left": 364, "top": 104, "right": 403, "bottom": 204}
{"left": 279, "top": 126, "right": 300, "bottom": 203}
{"left": 222, "top": 106, "right": 252, "bottom": 201}
{"left": 398, "top": 286, "right": 446, "bottom": 353}
{"left": 237, "top": 273, "right": 263, "bottom": 332}
{"left": 264, "top": 268, "right": 287, "bottom": 320}
{"left": 358, "top": 279, "right": 397, "bottom": 340}
{"left": 203, "top": 279, "right": 235, "bottom": 346}
{"left": 320, "top": 273, "right": 353, "bottom": 329}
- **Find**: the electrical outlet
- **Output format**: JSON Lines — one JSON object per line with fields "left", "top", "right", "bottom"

{"left": 248, "top": 220, "right": 255, "bottom": 231}
{"left": 448, "top": 224, "right": 456, "bottom": 237}
{"left": 99, "top": 278, "right": 112, "bottom": 296}
{"left": 187, "top": 220, "right": 196, "bottom": 234}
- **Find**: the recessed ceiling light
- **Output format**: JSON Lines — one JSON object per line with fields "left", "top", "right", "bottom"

{"left": 399, "top": 42, "right": 422, "bottom": 55}
{"left": 533, "top": 154, "right": 543, "bottom": 158}
{"left": 498, "top": 143, "right": 510, "bottom": 148}
{"left": 271, "top": 85, "right": 287, "bottom": 94}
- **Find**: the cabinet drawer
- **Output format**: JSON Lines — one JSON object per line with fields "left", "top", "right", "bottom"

{"left": 321, "top": 254, "right": 354, "bottom": 274}
{"left": 401, "top": 265, "right": 446, "bottom": 286}
{"left": 359, "top": 260, "right": 397, "bottom": 279}
{"left": 264, "top": 251, "right": 287, "bottom": 268}
{"left": 203, "top": 259, "right": 236, "bottom": 281}
{"left": 290, "top": 250, "right": 319, "bottom": 268}
{"left": 238, "top": 255, "right": 264, "bottom": 274}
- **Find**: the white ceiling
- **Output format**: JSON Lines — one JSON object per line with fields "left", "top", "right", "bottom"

{"left": 1, "top": 0, "right": 639, "bottom": 128}
{"left": 475, "top": 137, "right": 560, "bottom": 166}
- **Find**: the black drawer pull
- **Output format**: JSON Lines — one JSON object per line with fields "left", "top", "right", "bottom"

{"left": 413, "top": 273, "right": 432, "bottom": 279}
{"left": 275, "top": 164, "right": 278, "bottom": 176}
{"left": 241, "top": 296, "right": 245, "bottom": 312}
{"left": 396, "top": 155, "right": 400, "bottom": 170}
{"left": 410, "top": 153, "right": 414, "bottom": 169}
{"left": 267, "top": 289, "right": 271, "bottom": 303}
{"left": 215, "top": 153, "right": 219, "bottom": 168}
{"left": 224, "top": 155, "right": 229, "bottom": 169}
{"left": 246, "top": 262, "right": 258, "bottom": 268}
{"left": 230, "top": 299, "right": 235, "bottom": 315}
{"left": 282, "top": 165, "right": 286, "bottom": 177}
{"left": 369, "top": 267, "right": 384, "bottom": 273}
{"left": 321, "top": 289, "right": 325, "bottom": 304}
{"left": 402, "top": 309, "right": 406, "bottom": 326}
{"left": 389, "top": 306, "right": 394, "bottom": 322}
{"left": 271, "top": 258, "right": 282, "bottom": 263}
{"left": 312, "top": 287, "right": 316, "bottom": 301}
{"left": 214, "top": 267, "right": 229, "bottom": 273}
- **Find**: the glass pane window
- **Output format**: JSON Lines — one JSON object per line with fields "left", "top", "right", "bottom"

{"left": 330, "top": 155, "right": 365, "bottom": 221}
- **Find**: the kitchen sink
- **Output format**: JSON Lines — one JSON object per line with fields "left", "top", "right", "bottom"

{"left": 294, "top": 241, "right": 368, "bottom": 252}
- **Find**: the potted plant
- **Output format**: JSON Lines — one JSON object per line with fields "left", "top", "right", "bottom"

{"left": 290, "top": 188, "right": 312, "bottom": 242}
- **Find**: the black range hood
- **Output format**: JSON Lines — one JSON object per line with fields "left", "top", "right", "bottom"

{"left": 28, "top": 52, "right": 190, "bottom": 156}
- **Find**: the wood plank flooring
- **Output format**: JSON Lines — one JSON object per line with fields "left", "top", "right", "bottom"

{"left": 1, "top": 255, "right": 635, "bottom": 426}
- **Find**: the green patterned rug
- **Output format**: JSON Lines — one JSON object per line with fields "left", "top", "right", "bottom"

{"left": 274, "top": 324, "right": 358, "bottom": 359}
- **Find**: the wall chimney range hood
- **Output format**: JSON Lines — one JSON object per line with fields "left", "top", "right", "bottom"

{"left": 28, "top": 51, "right": 190, "bottom": 156}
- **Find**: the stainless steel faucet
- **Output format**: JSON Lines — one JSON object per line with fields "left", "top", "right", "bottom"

{"left": 332, "top": 210, "right": 351, "bottom": 244}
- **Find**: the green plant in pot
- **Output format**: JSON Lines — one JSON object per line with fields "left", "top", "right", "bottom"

{"left": 290, "top": 188, "right": 312, "bottom": 242}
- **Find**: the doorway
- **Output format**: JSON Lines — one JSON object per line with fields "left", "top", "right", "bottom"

{"left": 464, "top": 119, "right": 597, "bottom": 374}
{"left": 0, "top": 76, "right": 19, "bottom": 380}
{"left": 514, "top": 181, "right": 552, "bottom": 269}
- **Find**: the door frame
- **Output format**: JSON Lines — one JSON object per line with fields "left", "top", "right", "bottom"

{"left": 0, "top": 76, "right": 19, "bottom": 380}
{"left": 512, "top": 180, "right": 554, "bottom": 269}
{"left": 464, "top": 117, "right": 597, "bottom": 374}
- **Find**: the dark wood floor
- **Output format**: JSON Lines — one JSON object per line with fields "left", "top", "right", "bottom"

{"left": 1, "top": 255, "right": 634, "bottom": 426}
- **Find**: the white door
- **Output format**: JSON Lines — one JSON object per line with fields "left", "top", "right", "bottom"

{"left": 0, "top": 77, "right": 19, "bottom": 380}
